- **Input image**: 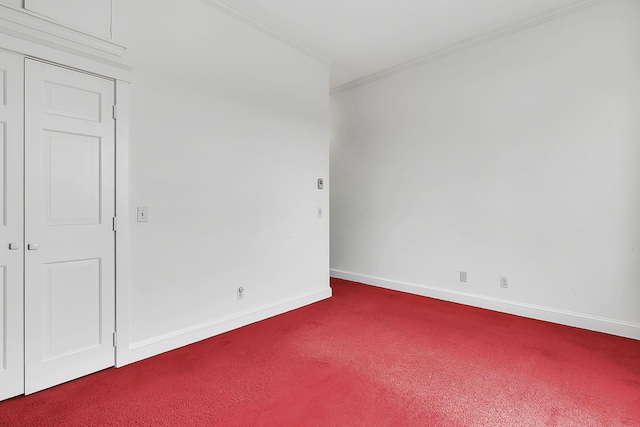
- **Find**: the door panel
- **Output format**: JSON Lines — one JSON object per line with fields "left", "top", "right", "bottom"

{"left": 44, "top": 131, "right": 102, "bottom": 225}
{"left": 0, "top": 50, "right": 24, "bottom": 401}
{"left": 0, "top": 68, "right": 6, "bottom": 104}
{"left": 0, "top": 121, "right": 5, "bottom": 227}
{"left": 43, "top": 81, "right": 102, "bottom": 122}
{"left": 24, "top": 59, "right": 115, "bottom": 394}
{"left": 44, "top": 259, "right": 102, "bottom": 359}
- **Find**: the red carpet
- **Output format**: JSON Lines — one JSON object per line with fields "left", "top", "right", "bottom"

{"left": 1, "top": 278, "right": 639, "bottom": 426}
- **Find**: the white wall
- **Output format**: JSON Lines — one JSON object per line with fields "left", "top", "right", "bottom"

{"left": 118, "top": 0, "right": 330, "bottom": 360}
{"left": 0, "top": 0, "right": 22, "bottom": 8}
{"left": 331, "top": 0, "right": 640, "bottom": 338}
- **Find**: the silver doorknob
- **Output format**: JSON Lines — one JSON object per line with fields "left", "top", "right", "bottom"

{"left": 9, "top": 242, "right": 21, "bottom": 250}
{"left": 28, "top": 243, "right": 39, "bottom": 250}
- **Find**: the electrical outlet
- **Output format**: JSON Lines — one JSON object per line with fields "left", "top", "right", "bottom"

{"left": 237, "top": 286, "right": 244, "bottom": 300}
{"left": 500, "top": 276, "right": 509, "bottom": 288}
{"left": 460, "top": 271, "right": 467, "bottom": 282}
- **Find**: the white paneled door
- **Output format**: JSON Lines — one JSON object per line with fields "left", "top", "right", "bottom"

{"left": 0, "top": 50, "right": 25, "bottom": 401}
{"left": 24, "top": 59, "right": 116, "bottom": 394}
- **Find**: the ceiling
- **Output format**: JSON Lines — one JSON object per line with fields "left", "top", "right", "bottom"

{"left": 217, "top": 0, "right": 602, "bottom": 90}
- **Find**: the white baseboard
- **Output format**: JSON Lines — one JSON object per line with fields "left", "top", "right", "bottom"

{"left": 331, "top": 269, "right": 640, "bottom": 341}
{"left": 126, "top": 287, "right": 332, "bottom": 364}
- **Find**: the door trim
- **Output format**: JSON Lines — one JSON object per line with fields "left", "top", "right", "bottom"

{"left": 114, "top": 79, "right": 130, "bottom": 367}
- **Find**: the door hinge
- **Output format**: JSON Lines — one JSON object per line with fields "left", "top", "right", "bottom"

{"left": 113, "top": 332, "right": 117, "bottom": 347}
{"left": 112, "top": 217, "right": 117, "bottom": 232}
{"left": 112, "top": 105, "right": 117, "bottom": 120}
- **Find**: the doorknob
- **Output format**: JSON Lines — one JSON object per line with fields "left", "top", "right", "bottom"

{"left": 9, "top": 242, "right": 21, "bottom": 250}
{"left": 28, "top": 243, "right": 39, "bottom": 250}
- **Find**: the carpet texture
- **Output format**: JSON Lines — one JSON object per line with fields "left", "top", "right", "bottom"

{"left": 1, "top": 278, "right": 639, "bottom": 426}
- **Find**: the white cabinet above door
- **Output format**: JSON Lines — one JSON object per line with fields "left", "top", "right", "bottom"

{"left": 24, "top": 0, "right": 113, "bottom": 40}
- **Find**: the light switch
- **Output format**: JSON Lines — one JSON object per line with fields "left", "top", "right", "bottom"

{"left": 137, "top": 206, "right": 148, "bottom": 222}
{"left": 317, "top": 178, "right": 324, "bottom": 189}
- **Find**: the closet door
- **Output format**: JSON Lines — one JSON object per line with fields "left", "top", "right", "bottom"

{"left": 0, "top": 50, "right": 24, "bottom": 401}
{"left": 24, "top": 59, "right": 116, "bottom": 394}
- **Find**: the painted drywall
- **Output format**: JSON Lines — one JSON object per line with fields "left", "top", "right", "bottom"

{"left": 116, "top": 0, "right": 330, "bottom": 359}
{"left": 331, "top": 0, "right": 640, "bottom": 337}
{"left": 0, "top": 0, "right": 22, "bottom": 8}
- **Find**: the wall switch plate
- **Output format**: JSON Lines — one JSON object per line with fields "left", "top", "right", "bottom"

{"left": 500, "top": 276, "right": 509, "bottom": 288}
{"left": 317, "top": 178, "right": 324, "bottom": 189}
{"left": 460, "top": 271, "right": 467, "bottom": 282}
{"left": 237, "top": 286, "right": 244, "bottom": 300}
{"left": 137, "top": 206, "right": 148, "bottom": 222}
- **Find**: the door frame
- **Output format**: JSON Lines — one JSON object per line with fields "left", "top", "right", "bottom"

{"left": 113, "top": 78, "right": 131, "bottom": 367}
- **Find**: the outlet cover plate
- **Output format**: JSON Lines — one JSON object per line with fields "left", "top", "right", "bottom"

{"left": 500, "top": 276, "right": 509, "bottom": 288}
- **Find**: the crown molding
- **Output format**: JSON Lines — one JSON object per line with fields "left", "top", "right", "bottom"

{"left": 331, "top": 0, "right": 608, "bottom": 94}
{"left": 0, "top": 4, "right": 131, "bottom": 70}
{"left": 199, "top": 0, "right": 333, "bottom": 65}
